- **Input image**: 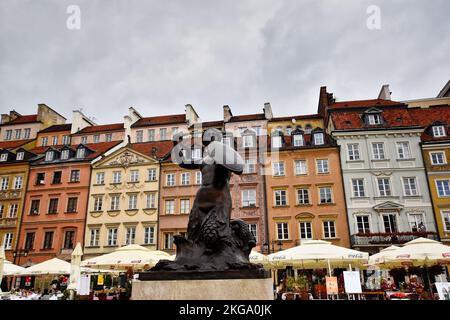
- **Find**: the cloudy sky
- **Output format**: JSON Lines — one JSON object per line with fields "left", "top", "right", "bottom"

{"left": 1, "top": 0, "right": 449, "bottom": 123}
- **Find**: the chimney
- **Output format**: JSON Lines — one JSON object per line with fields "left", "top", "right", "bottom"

{"left": 378, "top": 84, "right": 392, "bottom": 100}
{"left": 1, "top": 114, "right": 11, "bottom": 124}
{"left": 185, "top": 104, "right": 200, "bottom": 127}
{"left": 263, "top": 102, "right": 273, "bottom": 120}
{"left": 124, "top": 107, "right": 142, "bottom": 144}
{"left": 9, "top": 110, "right": 21, "bottom": 121}
{"left": 71, "top": 109, "right": 96, "bottom": 134}
{"left": 223, "top": 105, "right": 233, "bottom": 123}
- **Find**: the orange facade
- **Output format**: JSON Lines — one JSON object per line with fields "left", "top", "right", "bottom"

{"left": 265, "top": 140, "right": 350, "bottom": 251}
{"left": 17, "top": 162, "right": 91, "bottom": 264}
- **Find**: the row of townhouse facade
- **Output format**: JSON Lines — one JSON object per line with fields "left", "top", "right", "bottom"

{"left": 1, "top": 81, "right": 450, "bottom": 266}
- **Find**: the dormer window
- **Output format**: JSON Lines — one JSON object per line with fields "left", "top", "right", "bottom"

{"left": 285, "top": 126, "right": 292, "bottom": 135}
{"left": 293, "top": 134, "right": 304, "bottom": 147}
{"left": 0, "top": 153, "right": 8, "bottom": 162}
{"left": 314, "top": 132, "right": 324, "bottom": 145}
{"left": 61, "top": 149, "right": 70, "bottom": 160}
{"left": 272, "top": 135, "right": 282, "bottom": 149}
{"left": 432, "top": 125, "right": 446, "bottom": 137}
{"left": 367, "top": 114, "right": 382, "bottom": 125}
{"left": 45, "top": 151, "right": 54, "bottom": 161}
{"left": 76, "top": 148, "right": 85, "bottom": 159}
{"left": 16, "top": 152, "right": 24, "bottom": 161}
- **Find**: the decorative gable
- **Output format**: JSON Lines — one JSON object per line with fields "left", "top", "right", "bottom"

{"left": 373, "top": 201, "right": 403, "bottom": 212}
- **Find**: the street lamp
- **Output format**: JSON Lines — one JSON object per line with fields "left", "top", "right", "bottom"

{"left": 262, "top": 242, "right": 270, "bottom": 254}
{"left": 277, "top": 240, "right": 283, "bottom": 252}
{"left": 13, "top": 249, "right": 29, "bottom": 265}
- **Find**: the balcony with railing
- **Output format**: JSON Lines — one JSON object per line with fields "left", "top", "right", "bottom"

{"left": 351, "top": 231, "right": 439, "bottom": 246}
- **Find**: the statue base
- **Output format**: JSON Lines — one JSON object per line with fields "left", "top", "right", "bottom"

{"left": 131, "top": 269, "right": 273, "bottom": 300}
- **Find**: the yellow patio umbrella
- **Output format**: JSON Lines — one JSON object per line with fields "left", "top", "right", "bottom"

{"left": 268, "top": 240, "right": 369, "bottom": 270}
{"left": 81, "top": 245, "right": 171, "bottom": 270}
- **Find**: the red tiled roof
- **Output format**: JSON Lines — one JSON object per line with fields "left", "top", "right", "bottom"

{"left": 330, "top": 99, "right": 405, "bottom": 109}
{"left": 409, "top": 105, "right": 450, "bottom": 142}
{"left": 331, "top": 108, "right": 417, "bottom": 130}
{"left": 0, "top": 139, "right": 34, "bottom": 150}
{"left": 131, "top": 141, "right": 174, "bottom": 158}
{"left": 74, "top": 123, "right": 124, "bottom": 134}
{"left": 201, "top": 120, "right": 224, "bottom": 128}
{"left": 229, "top": 113, "right": 266, "bottom": 122}
{"left": 270, "top": 114, "right": 322, "bottom": 122}
{"left": 3, "top": 114, "right": 39, "bottom": 125}
{"left": 39, "top": 124, "right": 72, "bottom": 133}
{"left": 131, "top": 114, "right": 186, "bottom": 128}
{"left": 266, "top": 132, "right": 336, "bottom": 149}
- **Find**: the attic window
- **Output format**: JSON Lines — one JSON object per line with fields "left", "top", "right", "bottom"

{"left": 293, "top": 133, "right": 304, "bottom": 147}
{"left": 0, "top": 153, "right": 7, "bottom": 162}
{"left": 313, "top": 132, "right": 324, "bottom": 145}
{"left": 368, "top": 114, "right": 382, "bottom": 125}
{"left": 45, "top": 151, "right": 54, "bottom": 161}
{"left": 16, "top": 152, "right": 24, "bottom": 161}
{"left": 61, "top": 149, "right": 70, "bottom": 160}
{"left": 432, "top": 125, "right": 446, "bottom": 138}
{"left": 76, "top": 148, "right": 85, "bottom": 158}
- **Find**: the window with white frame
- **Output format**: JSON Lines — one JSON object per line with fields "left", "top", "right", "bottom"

{"left": 147, "top": 168, "right": 157, "bottom": 181}
{"left": 76, "top": 148, "right": 85, "bottom": 158}
{"left": 299, "top": 221, "right": 312, "bottom": 240}
{"left": 372, "top": 143, "right": 385, "bottom": 160}
{"left": 164, "top": 233, "right": 174, "bottom": 250}
{"left": 45, "top": 151, "right": 54, "bottom": 161}
{"left": 0, "top": 153, "right": 7, "bottom": 162}
{"left": 63, "top": 135, "right": 71, "bottom": 145}
{"left": 408, "top": 213, "right": 426, "bottom": 232}
{"left": 274, "top": 190, "right": 287, "bottom": 206}
{"left": 128, "top": 194, "right": 138, "bottom": 210}
{"left": 403, "top": 177, "right": 418, "bottom": 196}
{"left": 432, "top": 125, "right": 446, "bottom": 137}
{"left": 89, "top": 228, "right": 100, "bottom": 247}
{"left": 430, "top": 151, "right": 446, "bottom": 165}
{"left": 14, "top": 130, "right": 21, "bottom": 140}
{"left": 166, "top": 173, "right": 175, "bottom": 186}
{"left": 436, "top": 180, "right": 450, "bottom": 197}
{"left": 272, "top": 136, "right": 282, "bottom": 149}
{"left": 276, "top": 222, "right": 289, "bottom": 240}
{"left": 107, "top": 228, "right": 118, "bottom": 246}
{"left": 52, "top": 136, "right": 58, "bottom": 145}
{"left": 441, "top": 210, "right": 450, "bottom": 232}
{"left": 136, "top": 130, "right": 143, "bottom": 143}
{"left": 347, "top": 144, "right": 361, "bottom": 161}
{"left": 148, "top": 129, "right": 155, "bottom": 141}
{"left": 1, "top": 177, "right": 9, "bottom": 190}
{"left": 195, "top": 171, "right": 202, "bottom": 184}
{"left": 146, "top": 193, "right": 156, "bottom": 209}
{"left": 41, "top": 137, "right": 48, "bottom": 146}
{"left": 180, "top": 199, "right": 190, "bottom": 214}
{"left": 382, "top": 214, "right": 398, "bottom": 233}
{"left": 397, "top": 142, "right": 412, "bottom": 159}
{"left": 110, "top": 195, "right": 120, "bottom": 210}
{"left": 356, "top": 215, "right": 370, "bottom": 234}
{"left": 294, "top": 160, "right": 307, "bottom": 175}
{"left": 112, "top": 171, "right": 122, "bottom": 184}
{"left": 243, "top": 158, "right": 256, "bottom": 174}
{"left": 61, "top": 149, "right": 69, "bottom": 160}
{"left": 319, "top": 187, "right": 333, "bottom": 204}
{"left": 293, "top": 134, "right": 304, "bottom": 147}
{"left": 248, "top": 224, "right": 258, "bottom": 240}
{"left": 81, "top": 136, "right": 88, "bottom": 144}
{"left": 16, "top": 152, "right": 24, "bottom": 161}
{"left": 181, "top": 172, "right": 190, "bottom": 185}
{"left": 144, "top": 226, "right": 155, "bottom": 244}
{"left": 2, "top": 233, "right": 13, "bottom": 250}
{"left": 316, "top": 159, "right": 329, "bottom": 174}
{"left": 377, "top": 178, "right": 392, "bottom": 196}
{"left": 5, "top": 130, "right": 12, "bottom": 140}
{"left": 314, "top": 132, "right": 324, "bottom": 145}
{"left": 273, "top": 161, "right": 285, "bottom": 176}
{"left": 352, "top": 179, "right": 365, "bottom": 197}
{"left": 368, "top": 114, "right": 382, "bottom": 125}
{"left": 297, "top": 188, "right": 310, "bottom": 205}
{"left": 125, "top": 226, "right": 136, "bottom": 245}
{"left": 242, "top": 189, "right": 256, "bottom": 207}
{"left": 130, "top": 170, "right": 139, "bottom": 182}
{"left": 160, "top": 128, "right": 168, "bottom": 140}
{"left": 165, "top": 200, "right": 175, "bottom": 214}
{"left": 323, "top": 221, "right": 336, "bottom": 238}
{"left": 192, "top": 148, "right": 202, "bottom": 160}
{"left": 24, "top": 128, "right": 31, "bottom": 139}
{"left": 8, "top": 203, "right": 18, "bottom": 218}
{"left": 96, "top": 172, "right": 105, "bottom": 185}
{"left": 93, "top": 196, "right": 103, "bottom": 211}
{"left": 243, "top": 134, "right": 254, "bottom": 148}
{"left": 70, "top": 170, "right": 80, "bottom": 182}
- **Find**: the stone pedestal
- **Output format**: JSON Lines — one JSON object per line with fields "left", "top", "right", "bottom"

{"left": 131, "top": 269, "right": 273, "bottom": 300}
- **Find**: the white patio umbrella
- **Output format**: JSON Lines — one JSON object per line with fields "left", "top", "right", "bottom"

{"left": 368, "top": 246, "right": 401, "bottom": 267}
{"left": 383, "top": 237, "right": 450, "bottom": 267}
{"left": 18, "top": 258, "right": 71, "bottom": 276}
{"left": 67, "top": 243, "right": 83, "bottom": 292}
{"left": 0, "top": 247, "right": 5, "bottom": 292}
{"left": 3, "top": 260, "right": 26, "bottom": 276}
{"left": 249, "top": 250, "right": 270, "bottom": 267}
{"left": 268, "top": 240, "right": 369, "bottom": 270}
{"left": 80, "top": 245, "right": 171, "bottom": 270}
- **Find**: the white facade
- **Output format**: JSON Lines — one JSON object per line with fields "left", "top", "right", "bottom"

{"left": 332, "top": 128, "right": 436, "bottom": 251}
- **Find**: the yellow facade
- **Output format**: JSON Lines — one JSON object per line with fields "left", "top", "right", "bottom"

{"left": 267, "top": 116, "right": 323, "bottom": 134}
{"left": 0, "top": 162, "right": 29, "bottom": 261}
{"left": 83, "top": 146, "right": 160, "bottom": 258}
{"left": 422, "top": 144, "right": 450, "bottom": 244}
